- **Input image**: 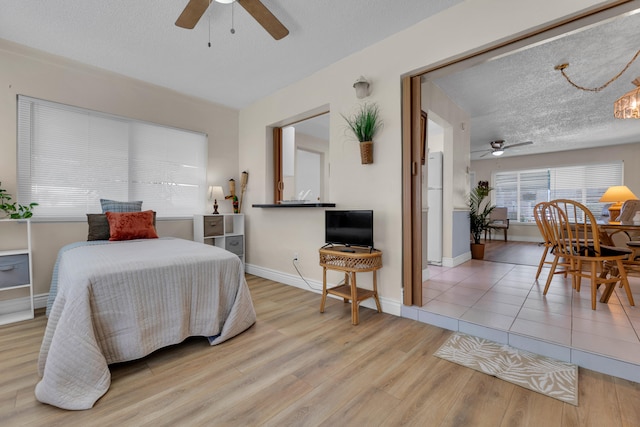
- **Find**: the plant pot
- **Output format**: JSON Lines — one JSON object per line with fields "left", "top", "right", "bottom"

{"left": 360, "top": 141, "right": 374, "bottom": 164}
{"left": 471, "top": 243, "right": 485, "bottom": 260}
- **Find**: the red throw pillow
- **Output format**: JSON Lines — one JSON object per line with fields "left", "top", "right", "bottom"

{"left": 105, "top": 210, "right": 159, "bottom": 241}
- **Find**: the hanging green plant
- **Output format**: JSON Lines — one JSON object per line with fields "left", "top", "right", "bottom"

{"left": 341, "top": 102, "right": 383, "bottom": 142}
{"left": 0, "top": 182, "right": 38, "bottom": 219}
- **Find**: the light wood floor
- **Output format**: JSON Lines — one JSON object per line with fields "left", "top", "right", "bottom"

{"left": 3, "top": 275, "right": 640, "bottom": 426}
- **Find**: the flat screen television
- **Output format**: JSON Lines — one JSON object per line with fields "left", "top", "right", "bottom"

{"left": 325, "top": 210, "right": 374, "bottom": 250}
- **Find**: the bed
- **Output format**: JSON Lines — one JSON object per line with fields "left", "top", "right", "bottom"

{"left": 35, "top": 236, "right": 256, "bottom": 410}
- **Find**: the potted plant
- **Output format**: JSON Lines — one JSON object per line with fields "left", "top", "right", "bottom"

{"left": 341, "top": 102, "right": 383, "bottom": 164}
{"left": 468, "top": 180, "right": 495, "bottom": 259}
{"left": 0, "top": 182, "right": 38, "bottom": 219}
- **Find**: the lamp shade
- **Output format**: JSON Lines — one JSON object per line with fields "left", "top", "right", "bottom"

{"left": 600, "top": 185, "right": 638, "bottom": 221}
{"left": 599, "top": 185, "right": 638, "bottom": 203}
{"left": 208, "top": 186, "right": 225, "bottom": 201}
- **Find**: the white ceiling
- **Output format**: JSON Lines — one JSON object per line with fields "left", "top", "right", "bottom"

{"left": 0, "top": 0, "right": 461, "bottom": 110}
{"left": 2, "top": 1, "right": 639, "bottom": 160}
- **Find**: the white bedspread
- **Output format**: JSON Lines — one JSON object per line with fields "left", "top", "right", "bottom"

{"left": 35, "top": 238, "right": 256, "bottom": 410}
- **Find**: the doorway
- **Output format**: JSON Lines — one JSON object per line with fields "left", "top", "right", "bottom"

{"left": 401, "top": 1, "right": 637, "bottom": 306}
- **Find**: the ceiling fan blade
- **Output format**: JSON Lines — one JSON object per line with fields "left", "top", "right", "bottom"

{"left": 176, "top": 0, "right": 210, "bottom": 29}
{"left": 480, "top": 151, "right": 492, "bottom": 158}
{"left": 238, "top": 0, "right": 289, "bottom": 40}
{"left": 504, "top": 141, "right": 533, "bottom": 149}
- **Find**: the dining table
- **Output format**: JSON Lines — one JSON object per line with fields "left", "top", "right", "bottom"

{"left": 597, "top": 220, "right": 640, "bottom": 246}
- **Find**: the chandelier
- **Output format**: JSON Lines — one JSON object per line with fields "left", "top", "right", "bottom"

{"left": 554, "top": 49, "right": 640, "bottom": 119}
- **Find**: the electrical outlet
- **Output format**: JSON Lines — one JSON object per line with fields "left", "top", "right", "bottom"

{"left": 293, "top": 252, "right": 299, "bottom": 261}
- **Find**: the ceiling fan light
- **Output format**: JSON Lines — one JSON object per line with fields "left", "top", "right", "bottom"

{"left": 614, "top": 78, "right": 640, "bottom": 119}
{"left": 492, "top": 149, "right": 504, "bottom": 156}
{"left": 215, "top": 0, "right": 235, "bottom": 4}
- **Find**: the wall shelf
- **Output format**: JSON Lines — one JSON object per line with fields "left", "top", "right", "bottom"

{"left": 252, "top": 203, "right": 336, "bottom": 208}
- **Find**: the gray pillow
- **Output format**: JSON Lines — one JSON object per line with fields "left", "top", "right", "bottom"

{"left": 87, "top": 213, "right": 110, "bottom": 241}
{"left": 100, "top": 199, "right": 143, "bottom": 213}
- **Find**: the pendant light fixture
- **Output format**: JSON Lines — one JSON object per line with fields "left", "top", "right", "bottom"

{"left": 555, "top": 49, "right": 640, "bottom": 119}
{"left": 614, "top": 77, "right": 640, "bottom": 119}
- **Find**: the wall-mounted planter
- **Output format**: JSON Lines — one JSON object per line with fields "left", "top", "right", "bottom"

{"left": 360, "top": 141, "right": 374, "bottom": 164}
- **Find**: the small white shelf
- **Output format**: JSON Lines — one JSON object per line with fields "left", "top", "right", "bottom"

{"left": 0, "top": 219, "right": 34, "bottom": 325}
{"left": 194, "top": 214, "right": 245, "bottom": 266}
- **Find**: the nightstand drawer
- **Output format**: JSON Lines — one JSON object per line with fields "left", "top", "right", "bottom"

{"left": 225, "top": 236, "right": 243, "bottom": 256}
{"left": 0, "top": 254, "right": 30, "bottom": 288}
{"left": 203, "top": 216, "right": 224, "bottom": 236}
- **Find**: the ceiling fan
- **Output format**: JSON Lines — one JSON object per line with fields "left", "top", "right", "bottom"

{"left": 175, "top": 0, "right": 289, "bottom": 40}
{"left": 473, "top": 140, "right": 533, "bottom": 157}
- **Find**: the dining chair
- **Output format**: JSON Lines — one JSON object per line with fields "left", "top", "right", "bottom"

{"left": 533, "top": 201, "right": 569, "bottom": 280}
{"left": 605, "top": 200, "right": 640, "bottom": 277}
{"left": 485, "top": 207, "right": 509, "bottom": 241}
{"left": 618, "top": 199, "right": 640, "bottom": 224}
{"left": 543, "top": 199, "right": 634, "bottom": 310}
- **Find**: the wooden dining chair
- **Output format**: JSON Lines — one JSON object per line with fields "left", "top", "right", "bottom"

{"left": 533, "top": 201, "right": 569, "bottom": 280}
{"left": 543, "top": 199, "right": 634, "bottom": 310}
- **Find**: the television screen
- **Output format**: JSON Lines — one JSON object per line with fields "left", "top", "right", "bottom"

{"left": 325, "top": 210, "right": 374, "bottom": 248}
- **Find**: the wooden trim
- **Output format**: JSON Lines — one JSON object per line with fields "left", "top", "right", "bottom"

{"left": 410, "top": 76, "right": 423, "bottom": 306}
{"left": 401, "top": 76, "right": 413, "bottom": 306}
{"left": 420, "top": 111, "right": 427, "bottom": 166}
{"left": 401, "top": 76, "right": 424, "bottom": 306}
{"left": 273, "top": 127, "right": 283, "bottom": 204}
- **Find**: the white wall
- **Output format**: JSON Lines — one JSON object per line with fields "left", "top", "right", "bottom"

{"left": 423, "top": 81, "right": 471, "bottom": 262}
{"left": 0, "top": 39, "right": 239, "bottom": 299}
{"left": 471, "top": 142, "right": 640, "bottom": 241}
{"left": 238, "top": 0, "right": 607, "bottom": 313}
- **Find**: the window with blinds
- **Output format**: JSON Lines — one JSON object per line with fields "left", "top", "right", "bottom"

{"left": 17, "top": 96, "right": 207, "bottom": 220}
{"left": 493, "top": 162, "right": 623, "bottom": 223}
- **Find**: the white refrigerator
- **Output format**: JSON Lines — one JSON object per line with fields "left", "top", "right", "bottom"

{"left": 427, "top": 151, "right": 443, "bottom": 265}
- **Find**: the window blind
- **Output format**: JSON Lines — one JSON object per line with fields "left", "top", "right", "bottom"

{"left": 17, "top": 96, "right": 207, "bottom": 219}
{"left": 493, "top": 162, "right": 622, "bottom": 223}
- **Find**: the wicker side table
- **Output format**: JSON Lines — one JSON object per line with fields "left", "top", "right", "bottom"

{"left": 319, "top": 245, "right": 382, "bottom": 325}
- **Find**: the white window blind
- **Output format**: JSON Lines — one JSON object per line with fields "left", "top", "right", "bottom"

{"left": 17, "top": 96, "right": 207, "bottom": 219}
{"left": 493, "top": 162, "right": 623, "bottom": 223}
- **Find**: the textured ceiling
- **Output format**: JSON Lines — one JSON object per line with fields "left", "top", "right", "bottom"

{"left": 432, "top": 9, "right": 640, "bottom": 159}
{"left": 0, "top": 0, "right": 461, "bottom": 109}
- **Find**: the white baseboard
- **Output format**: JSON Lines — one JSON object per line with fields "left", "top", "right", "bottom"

{"left": 245, "top": 263, "right": 402, "bottom": 317}
{"left": 443, "top": 251, "right": 471, "bottom": 267}
{"left": 34, "top": 293, "right": 47, "bottom": 309}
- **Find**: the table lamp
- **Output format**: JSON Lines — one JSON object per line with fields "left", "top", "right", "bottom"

{"left": 599, "top": 185, "right": 638, "bottom": 221}
{"left": 208, "top": 186, "right": 225, "bottom": 214}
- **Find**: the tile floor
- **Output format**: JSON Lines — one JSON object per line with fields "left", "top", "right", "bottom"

{"left": 406, "top": 259, "right": 640, "bottom": 383}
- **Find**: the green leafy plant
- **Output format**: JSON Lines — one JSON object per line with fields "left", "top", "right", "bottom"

{"left": 0, "top": 182, "right": 38, "bottom": 219}
{"left": 468, "top": 180, "right": 495, "bottom": 244}
{"left": 341, "top": 102, "right": 383, "bottom": 142}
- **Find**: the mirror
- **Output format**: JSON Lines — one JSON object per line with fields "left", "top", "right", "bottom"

{"left": 276, "top": 112, "right": 330, "bottom": 202}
